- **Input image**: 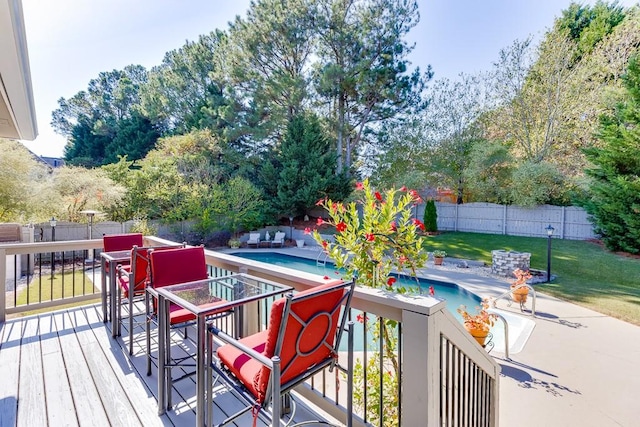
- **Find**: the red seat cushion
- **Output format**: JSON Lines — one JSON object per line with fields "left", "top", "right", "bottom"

{"left": 217, "top": 331, "right": 269, "bottom": 399}
{"left": 218, "top": 280, "right": 346, "bottom": 403}
{"left": 168, "top": 300, "right": 228, "bottom": 324}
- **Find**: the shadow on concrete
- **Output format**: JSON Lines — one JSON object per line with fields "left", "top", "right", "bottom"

{"left": 498, "top": 361, "right": 581, "bottom": 397}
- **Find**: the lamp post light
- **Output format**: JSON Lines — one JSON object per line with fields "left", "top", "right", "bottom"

{"left": 50, "top": 217, "right": 57, "bottom": 242}
{"left": 545, "top": 224, "right": 555, "bottom": 283}
{"left": 289, "top": 216, "right": 294, "bottom": 243}
{"left": 80, "top": 210, "right": 99, "bottom": 262}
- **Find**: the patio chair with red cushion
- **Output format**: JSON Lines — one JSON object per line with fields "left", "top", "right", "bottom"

{"left": 208, "top": 279, "right": 355, "bottom": 427}
{"left": 115, "top": 243, "right": 184, "bottom": 354}
{"left": 103, "top": 232, "right": 144, "bottom": 253}
{"left": 145, "top": 246, "right": 232, "bottom": 384}
{"left": 101, "top": 233, "right": 144, "bottom": 321}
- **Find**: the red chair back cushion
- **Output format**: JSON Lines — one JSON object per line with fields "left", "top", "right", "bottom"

{"left": 254, "top": 281, "right": 346, "bottom": 402}
{"left": 103, "top": 233, "right": 143, "bottom": 252}
{"left": 130, "top": 245, "right": 181, "bottom": 295}
{"left": 149, "top": 246, "right": 208, "bottom": 289}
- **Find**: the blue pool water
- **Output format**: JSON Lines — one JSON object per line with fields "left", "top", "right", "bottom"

{"left": 232, "top": 252, "right": 481, "bottom": 321}
{"left": 233, "top": 251, "right": 535, "bottom": 354}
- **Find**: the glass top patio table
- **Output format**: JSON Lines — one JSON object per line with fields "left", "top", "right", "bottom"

{"left": 155, "top": 273, "right": 293, "bottom": 426}
{"left": 100, "top": 249, "right": 131, "bottom": 330}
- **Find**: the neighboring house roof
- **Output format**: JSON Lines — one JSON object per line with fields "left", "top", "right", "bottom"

{"left": 39, "top": 156, "right": 64, "bottom": 168}
{"left": 0, "top": 0, "right": 37, "bottom": 140}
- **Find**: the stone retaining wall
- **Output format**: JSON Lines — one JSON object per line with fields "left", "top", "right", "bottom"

{"left": 491, "top": 250, "right": 531, "bottom": 277}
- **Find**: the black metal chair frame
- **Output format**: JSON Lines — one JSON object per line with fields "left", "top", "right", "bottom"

{"left": 208, "top": 280, "right": 355, "bottom": 427}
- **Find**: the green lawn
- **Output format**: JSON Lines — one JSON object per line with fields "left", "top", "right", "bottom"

{"left": 424, "top": 232, "right": 640, "bottom": 326}
{"left": 14, "top": 270, "right": 100, "bottom": 316}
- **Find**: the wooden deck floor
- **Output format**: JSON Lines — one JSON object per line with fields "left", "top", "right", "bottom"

{"left": 0, "top": 303, "right": 329, "bottom": 427}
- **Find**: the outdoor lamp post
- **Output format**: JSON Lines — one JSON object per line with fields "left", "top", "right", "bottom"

{"left": 545, "top": 224, "right": 555, "bottom": 283}
{"left": 80, "top": 210, "right": 99, "bottom": 262}
{"left": 50, "top": 217, "right": 57, "bottom": 242}
{"left": 289, "top": 216, "right": 294, "bottom": 242}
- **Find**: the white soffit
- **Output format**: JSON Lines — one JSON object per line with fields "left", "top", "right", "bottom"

{"left": 0, "top": 0, "right": 37, "bottom": 140}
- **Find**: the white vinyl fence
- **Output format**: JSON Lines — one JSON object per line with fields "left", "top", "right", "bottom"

{"left": 430, "top": 202, "right": 596, "bottom": 240}
{"left": 27, "top": 203, "right": 595, "bottom": 245}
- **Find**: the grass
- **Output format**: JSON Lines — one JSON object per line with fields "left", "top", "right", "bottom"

{"left": 423, "top": 231, "right": 640, "bottom": 326}
{"left": 13, "top": 270, "right": 100, "bottom": 316}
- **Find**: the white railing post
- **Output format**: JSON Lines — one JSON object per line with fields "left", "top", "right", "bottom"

{"left": 0, "top": 248, "right": 6, "bottom": 323}
{"left": 401, "top": 309, "right": 439, "bottom": 427}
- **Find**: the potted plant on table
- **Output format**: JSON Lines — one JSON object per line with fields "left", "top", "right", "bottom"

{"left": 432, "top": 250, "right": 446, "bottom": 265}
{"left": 510, "top": 268, "right": 532, "bottom": 306}
{"left": 457, "top": 298, "right": 498, "bottom": 346}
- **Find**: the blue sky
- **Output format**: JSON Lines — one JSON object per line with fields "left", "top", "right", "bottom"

{"left": 20, "top": 0, "right": 638, "bottom": 157}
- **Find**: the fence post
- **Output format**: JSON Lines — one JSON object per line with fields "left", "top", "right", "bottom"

{"left": 0, "top": 248, "right": 6, "bottom": 323}
{"left": 503, "top": 205, "right": 507, "bottom": 235}
{"left": 561, "top": 206, "right": 566, "bottom": 239}
{"left": 454, "top": 203, "right": 459, "bottom": 232}
{"left": 402, "top": 309, "right": 439, "bottom": 426}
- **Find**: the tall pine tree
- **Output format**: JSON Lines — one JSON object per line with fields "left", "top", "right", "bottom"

{"left": 582, "top": 57, "right": 640, "bottom": 253}
{"left": 264, "top": 113, "right": 349, "bottom": 218}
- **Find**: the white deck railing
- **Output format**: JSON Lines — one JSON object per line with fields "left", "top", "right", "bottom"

{"left": 0, "top": 236, "right": 500, "bottom": 426}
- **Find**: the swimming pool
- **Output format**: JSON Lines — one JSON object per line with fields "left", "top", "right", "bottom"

{"left": 232, "top": 251, "right": 534, "bottom": 354}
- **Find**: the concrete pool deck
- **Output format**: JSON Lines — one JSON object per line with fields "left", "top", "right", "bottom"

{"left": 251, "top": 247, "right": 640, "bottom": 427}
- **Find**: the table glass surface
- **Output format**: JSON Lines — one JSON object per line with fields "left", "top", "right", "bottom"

{"left": 156, "top": 274, "right": 292, "bottom": 315}
{"left": 101, "top": 250, "right": 131, "bottom": 262}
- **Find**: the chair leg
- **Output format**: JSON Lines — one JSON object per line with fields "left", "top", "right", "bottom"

{"left": 146, "top": 293, "right": 152, "bottom": 376}
{"left": 129, "top": 291, "right": 135, "bottom": 355}
{"left": 117, "top": 288, "right": 122, "bottom": 337}
{"left": 347, "top": 321, "right": 354, "bottom": 427}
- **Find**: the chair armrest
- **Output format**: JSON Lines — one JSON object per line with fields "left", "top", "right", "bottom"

{"left": 209, "top": 326, "right": 273, "bottom": 368}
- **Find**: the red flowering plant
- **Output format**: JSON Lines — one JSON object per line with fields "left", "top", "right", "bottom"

{"left": 308, "top": 178, "right": 429, "bottom": 426}
{"left": 309, "top": 178, "right": 428, "bottom": 293}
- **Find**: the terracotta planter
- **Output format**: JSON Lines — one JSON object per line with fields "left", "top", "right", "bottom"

{"left": 464, "top": 323, "right": 489, "bottom": 346}
{"left": 511, "top": 285, "right": 528, "bottom": 303}
{"left": 434, "top": 256, "right": 444, "bottom": 266}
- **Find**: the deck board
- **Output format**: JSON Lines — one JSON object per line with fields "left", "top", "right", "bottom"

{"left": 54, "top": 309, "right": 111, "bottom": 427}
{"left": 39, "top": 313, "right": 79, "bottom": 427}
{"left": 17, "top": 316, "right": 47, "bottom": 427}
{"left": 65, "top": 306, "right": 144, "bottom": 427}
{"left": 81, "top": 305, "right": 170, "bottom": 427}
{"left": 0, "top": 303, "right": 336, "bottom": 427}
{"left": 0, "top": 319, "right": 20, "bottom": 427}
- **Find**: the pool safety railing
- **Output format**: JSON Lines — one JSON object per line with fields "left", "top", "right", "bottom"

{"left": 492, "top": 284, "right": 536, "bottom": 317}
{"left": 0, "top": 236, "right": 500, "bottom": 426}
{"left": 316, "top": 250, "right": 330, "bottom": 267}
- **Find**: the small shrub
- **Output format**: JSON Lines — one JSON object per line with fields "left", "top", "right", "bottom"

{"left": 423, "top": 199, "right": 438, "bottom": 232}
{"left": 129, "top": 217, "right": 157, "bottom": 236}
